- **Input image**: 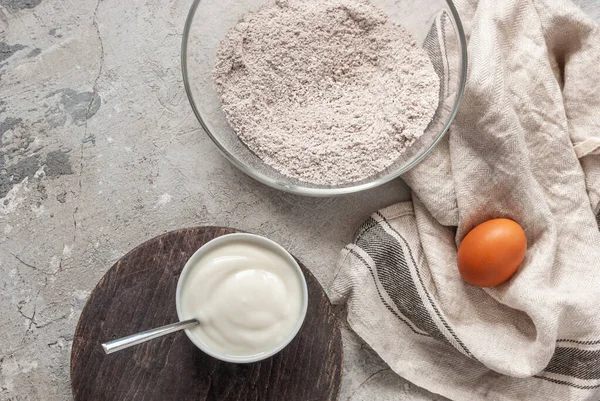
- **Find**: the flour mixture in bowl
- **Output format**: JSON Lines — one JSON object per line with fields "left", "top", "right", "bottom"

{"left": 213, "top": 0, "right": 440, "bottom": 186}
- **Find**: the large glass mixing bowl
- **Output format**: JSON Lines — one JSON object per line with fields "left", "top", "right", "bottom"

{"left": 182, "top": 0, "right": 467, "bottom": 196}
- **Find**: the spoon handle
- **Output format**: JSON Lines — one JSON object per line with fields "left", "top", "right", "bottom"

{"left": 102, "top": 319, "right": 199, "bottom": 354}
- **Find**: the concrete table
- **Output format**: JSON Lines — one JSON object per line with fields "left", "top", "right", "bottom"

{"left": 0, "top": 1, "right": 598, "bottom": 400}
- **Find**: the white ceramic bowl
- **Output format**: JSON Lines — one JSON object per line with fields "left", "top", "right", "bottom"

{"left": 175, "top": 233, "right": 309, "bottom": 363}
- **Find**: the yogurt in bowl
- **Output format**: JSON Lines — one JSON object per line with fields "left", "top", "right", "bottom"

{"left": 176, "top": 233, "right": 308, "bottom": 363}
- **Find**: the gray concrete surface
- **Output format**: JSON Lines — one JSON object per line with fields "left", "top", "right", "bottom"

{"left": 0, "top": 0, "right": 597, "bottom": 400}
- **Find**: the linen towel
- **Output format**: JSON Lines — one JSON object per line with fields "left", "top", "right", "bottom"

{"left": 332, "top": 0, "right": 600, "bottom": 400}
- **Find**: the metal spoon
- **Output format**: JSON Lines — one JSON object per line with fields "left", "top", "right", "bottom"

{"left": 101, "top": 318, "right": 199, "bottom": 354}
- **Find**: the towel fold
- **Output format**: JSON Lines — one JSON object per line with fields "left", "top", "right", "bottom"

{"left": 332, "top": 0, "right": 600, "bottom": 399}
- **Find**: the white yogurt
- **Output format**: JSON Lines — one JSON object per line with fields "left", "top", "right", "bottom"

{"left": 178, "top": 235, "right": 306, "bottom": 361}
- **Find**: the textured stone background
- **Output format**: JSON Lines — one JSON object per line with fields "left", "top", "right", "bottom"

{"left": 0, "top": 0, "right": 598, "bottom": 400}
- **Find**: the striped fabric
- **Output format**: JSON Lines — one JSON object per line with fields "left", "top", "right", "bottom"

{"left": 332, "top": 0, "right": 600, "bottom": 400}
{"left": 333, "top": 205, "right": 600, "bottom": 400}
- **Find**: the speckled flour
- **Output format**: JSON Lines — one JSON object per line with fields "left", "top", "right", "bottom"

{"left": 214, "top": 0, "right": 440, "bottom": 185}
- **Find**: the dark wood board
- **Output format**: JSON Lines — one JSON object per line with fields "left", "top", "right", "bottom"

{"left": 70, "top": 226, "right": 342, "bottom": 401}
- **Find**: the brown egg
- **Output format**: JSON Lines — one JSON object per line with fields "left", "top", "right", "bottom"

{"left": 457, "top": 218, "right": 527, "bottom": 287}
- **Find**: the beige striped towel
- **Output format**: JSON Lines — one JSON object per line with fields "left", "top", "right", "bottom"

{"left": 332, "top": 0, "right": 600, "bottom": 400}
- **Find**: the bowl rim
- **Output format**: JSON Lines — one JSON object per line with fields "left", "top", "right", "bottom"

{"left": 181, "top": 0, "right": 468, "bottom": 197}
{"left": 175, "top": 233, "right": 309, "bottom": 363}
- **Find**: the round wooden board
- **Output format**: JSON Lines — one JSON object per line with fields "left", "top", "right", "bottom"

{"left": 71, "top": 227, "right": 342, "bottom": 401}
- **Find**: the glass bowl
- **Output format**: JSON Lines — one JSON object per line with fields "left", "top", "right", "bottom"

{"left": 182, "top": 0, "right": 467, "bottom": 196}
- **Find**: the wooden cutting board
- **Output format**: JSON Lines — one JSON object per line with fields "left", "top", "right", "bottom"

{"left": 71, "top": 226, "right": 342, "bottom": 401}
